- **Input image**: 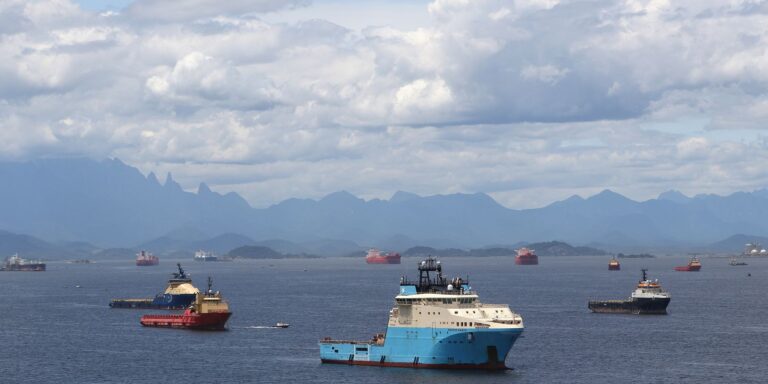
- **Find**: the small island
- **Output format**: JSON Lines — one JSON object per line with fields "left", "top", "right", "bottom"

{"left": 616, "top": 253, "right": 656, "bottom": 259}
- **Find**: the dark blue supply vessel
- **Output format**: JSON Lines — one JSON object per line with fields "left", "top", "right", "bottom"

{"left": 110, "top": 264, "right": 199, "bottom": 309}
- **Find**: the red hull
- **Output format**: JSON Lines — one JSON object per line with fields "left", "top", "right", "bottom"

{"left": 136, "top": 259, "right": 159, "bottom": 266}
{"left": 366, "top": 255, "right": 401, "bottom": 264}
{"left": 515, "top": 256, "right": 538, "bottom": 265}
{"left": 674, "top": 265, "right": 701, "bottom": 272}
{"left": 140, "top": 311, "right": 231, "bottom": 330}
{"left": 608, "top": 265, "right": 620, "bottom": 271}
{"left": 321, "top": 359, "right": 507, "bottom": 370}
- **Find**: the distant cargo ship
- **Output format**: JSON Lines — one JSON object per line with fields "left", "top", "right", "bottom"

{"left": 320, "top": 257, "right": 524, "bottom": 369}
{"left": 514, "top": 248, "right": 538, "bottom": 265}
{"left": 608, "top": 257, "right": 620, "bottom": 271}
{"left": 136, "top": 250, "right": 159, "bottom": 266}
{"left": 366, "top": 248, "right": 401, "bottom": 264}
{"left": 674, "top": 256, "right": 701, "bottom": 272}
{"left": 588, "top": 269, "right": 670, "bottom": 315}
{"left": 110, "top": 264, "right": 199, "bottom": 309}
{"left": 140, "top": 277, "right": 231, "bottom": 330}
{"left": 1, "top": 254, "right": 46, "bottom": 272}
{"left": 194, "top": 250, "right": 218, "bottom": 262}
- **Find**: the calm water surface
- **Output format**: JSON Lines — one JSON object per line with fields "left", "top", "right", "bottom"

{"left": 1, "top": 256, "right": 766, "bottom": 383}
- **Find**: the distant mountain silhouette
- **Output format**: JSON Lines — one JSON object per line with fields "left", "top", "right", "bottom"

{"left": 0, "top": 158, "right": 767, "bottom": 253}
{"left": 0, "top": 158, "right": 252, "bottom": 246}
{"left": 402, "top": 241, "right": 606, "bottom": 257}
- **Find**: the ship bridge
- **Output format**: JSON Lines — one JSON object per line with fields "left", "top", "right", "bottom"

{"left": 398, "top": 257, "right": 472, "bottom": 295}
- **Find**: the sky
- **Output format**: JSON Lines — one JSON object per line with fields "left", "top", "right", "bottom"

{"left": 2, "top": 0, "right": 768, "bottom": 209}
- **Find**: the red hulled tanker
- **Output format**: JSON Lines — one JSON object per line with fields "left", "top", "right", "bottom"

{"left": 515, "top": 248, "right": 538, "bottom": 265}
{"left": 366, "top": 248, "right": 401, "bottom": 264}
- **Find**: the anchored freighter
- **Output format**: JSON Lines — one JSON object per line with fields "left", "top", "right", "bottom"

{"left": 1, "top": 254, "right": 45, "bottom": 271}
{"left": 320, "top": 257, "right": 524, "bottom": 369}
{"left": 365, "top": 248, "right": 401, "bottom": 264}
{"left": 514, "top": 248, "right": 538, "bottom": 265}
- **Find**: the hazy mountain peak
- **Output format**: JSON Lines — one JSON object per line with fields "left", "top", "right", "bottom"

{"left": 390, "top": 190, "right": 421, "bottom": 203}
{"left": 544, "top": 194, "right": 584, "bottom": 208}
{"left": 658, "top": 189, "right": 690, "bottom": 203}
{"left": 320, "top": 190, "right": 361, "bottom": 203}
{"left": 589, "top": 189, "right": 633, "bottom": 202}
{"left": 146, "top": 172, "right": 160, "bottom": 185}
{"left": 198, "top": 182, "right": 212, "bottom": 195}
{"left": 565, "top": 194, "right": 584, "bottom": 202}
{"left": 164, "top": 172, "right": 182, "bottom": 191}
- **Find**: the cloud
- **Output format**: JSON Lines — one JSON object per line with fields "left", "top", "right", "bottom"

{"left": 520, "top": 64, "right": 570, "bottom": 85}
{"left": 124, "top": 0, "right": 310, "bottom": 23}
{"left": 2, "top": 0, "right": 768, "bottom": 208}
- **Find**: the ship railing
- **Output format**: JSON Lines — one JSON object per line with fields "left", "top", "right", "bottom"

{"left": 142, "top": 314, "right": 189, "bottom": 319}
{"left": 319, "top": 337, "right": 375, "bottom": 345}
{"left": 588, "top": 299, "right": 628, "bottom": 304}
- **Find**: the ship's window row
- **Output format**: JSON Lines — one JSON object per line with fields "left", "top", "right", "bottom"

{"left": 396, "top": 298, "right": 476, "bottom": 304}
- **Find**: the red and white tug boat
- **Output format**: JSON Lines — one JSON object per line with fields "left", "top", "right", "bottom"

{"left": 674, "top": 256, "right": 701, "bottom": 272}
{"left": 140, "top": 277, "right": 231, "bottom": 330}
{"left": 608, "top": 257, "right": 620, "bottom": 271}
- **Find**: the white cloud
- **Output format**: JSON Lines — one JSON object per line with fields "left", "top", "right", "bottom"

{"left": 2, "top": 0, "right": 768, "bottom": 208}
{"left": 394, "top": 77, "right": 454, "bottom": 118}
{"left": 124, "top": 0, "right": 310, "bottom": 23}
{"left": 520, "top": 64, "right": 570, "bottom": 85}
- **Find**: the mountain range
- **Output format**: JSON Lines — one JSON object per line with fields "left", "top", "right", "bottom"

{"left": 0, "top": 157, "right": 766, "bottom": 257}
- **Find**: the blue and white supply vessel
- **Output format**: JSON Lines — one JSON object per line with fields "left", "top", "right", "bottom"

{"left": 109, "top": 263, "right": 199, "bottom": 309}
{"left": 319, "top": 257, "right": 524, "bottom": 369}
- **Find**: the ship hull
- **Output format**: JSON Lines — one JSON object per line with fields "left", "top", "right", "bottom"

{"left": 674, "top": 265, "right": 700, "bottom": 271}
{"left": 514, "top": 256, "right": 538, "bottom": 265}
{"left": 140, "top": 312, "right": 231, "bottom": 330}
{"left": 136, "top": 260, "right": 159, "bottom": 266}
{"left": 588, "top": 297, "right": 670, "bottom": 315}
{"left": 608, "top": 265, "right": 620, "bottom": 271}
{"left": 109, "top": 293, "right": 196, "bottom": 309}
{"left": 1, "top": 264, "right": 46, "bottom": 271}
{"left": 320, "top": 327, "right": 523, "bottom": 370}
{"left": 366, "top": 256, "right": 401, "bottom": 264}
